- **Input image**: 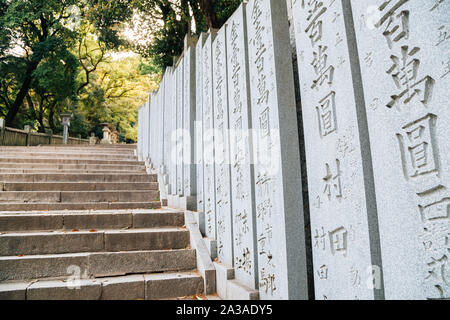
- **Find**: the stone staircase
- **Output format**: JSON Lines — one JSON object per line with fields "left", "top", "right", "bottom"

{"left": 0, "top": 145, "right": 206, "bottom": 300}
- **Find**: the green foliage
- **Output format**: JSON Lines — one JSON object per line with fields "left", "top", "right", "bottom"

{"left": 77, "top": 53, "right": 158, "bottom": 141}
{"left": 212, "top": 0, "right": 243, "bottom": 26}
{"left": 85, "top": 0, "right": 134, "bottom": 49}
{"left": 130, "top": 0, "right": 243, "bottom": 70}
{"left": 0, "top": 0, "right": 245, "bottom": 142}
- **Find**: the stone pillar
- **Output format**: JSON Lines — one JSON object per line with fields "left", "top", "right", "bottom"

{"left": 170, "top": 68, "right": 178, "bottom": 196}
{"left": 176, "top": 58, "right": 184, "bottom": 196}
{"left": 246, "top": 0, "right": 309, "bottom": 300}
{"left": 162, "top": 68, "right": 174, "bottom": 195}
{"left": 0, "top": 118, "right": 5, "bottom": 146}
{"left": 226, "top": 3, "right": 259, "bottom": 292}
{"left": 213, "top": 25, "right": 233, "bottom": 268}
{"left": 148, "top": 97, "right": 152, "bottom": 165}
{"left": 182, "top": 42, "right": 197, "bottom": 210}
{"left": 195, "top": 33, "right": 208, "bottom": 232}
{"left": 202, "top": 30, "right": 218, "bottom": 241}
{"left": 24, "top": 125, "right": 31, "bottom": 146}
{"left": 61, "top": 113, "right": 72, "bottom": 145}
{"left": 89, "top": 133, "right": 97, "bottom": 145}
{"left": 352, "top": 0, "right": 450, "bottom": 300}
{"left": 137, "top": 106, "right": 143, "bottom": 159}
{"left": 292, "top": 0, "right": 384, "bottom": 300}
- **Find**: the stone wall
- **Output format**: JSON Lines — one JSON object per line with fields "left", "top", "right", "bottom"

{"left": 137, "top": 0, "right": 450, "bottom": 300}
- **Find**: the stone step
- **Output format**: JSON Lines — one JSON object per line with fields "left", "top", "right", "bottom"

{"left": 0, "top": 190, "right": 160, "bottom": 203}
{"left": 0, "top": 169, "right": 146, "bottom": 174}
{"left": 0, "top": 152, "right": 137, "bottom": 161}
{"left": 0, "top": 201, "right": 161, "bottom": 212}
{"left": 0, "top": 271, "right": 203, "bottom": 300}
{"left": 0, "top": 227, "right": 189, "bottom": 256}
{"left": 2, "top": 182, "right": 158, "bottom": 192}
{"left": 0, "top": 147, "right": 136, "bottom": 155}
{"left": 0, "top": 157, "right": 144, "bottom": 166}
{"left": 0, "top": 163, "right": 145, "bottom": 171}
{"left": 0, "top": 209, "right": 184, "bottom": 232}
{"left": 0, "top": 173, "right": 157, "bottom": 183}
{"left": 0, "top": 249, "right": 196, "bottom": 281}
{"left": 0, "top": 144, "right": 136, "bottom": 149}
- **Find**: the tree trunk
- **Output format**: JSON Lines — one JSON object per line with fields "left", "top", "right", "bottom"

{"left": 48, "top": 101, "right": 56, "bottom": 132}
{"left": 198, "top": 0, "right": 220, "bottom": 29}
{"left": 38, "top": 97, "right": 45, "bottom": 133}
{"left": 5, "top": 59, "right": 40, "bottom": 126}
{"left": 5, "top": 14, "right": 49, "bottom": 127}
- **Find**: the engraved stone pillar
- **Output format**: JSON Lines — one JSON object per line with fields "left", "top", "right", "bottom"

{"left": 226, "top": 3, "right": 259, "bottom": 291}
{"left": 292, "top": 0, "right": 384, "bottom": 300}
{"left": 352, "top": 0, "right": 450, "bottom": 300}
{"left": 182, "top": 43, "right": 197, "bottom": 210}
{"left": 137, "top": 106, "right": 143, "bottom": 160}
{"left": 213, "top": 25, "right": 234, "bottom": 268}
{"left": 203, "top": 30, "right": 218, "bottom": 240}
{"left": 170, "top": 68, "right": 178, "bottom": 196}
{"left": 89, "top": 133, "right": 97, "bottom": 145}
{"left": 196, "top": 33, "right": 208, "bottom": 220}
{"left": 24, "top": 125, "right": 31, "bottom": 146}
{"left": 149, "top": 96, "right": 153, "bottom": 165}
{"left": 0, "top": 118, "right": 5, "bottom": 146}
{"left": 176, "top": 58, "right": 184, "bottom": 196}
{"left": 142, "top": 102, "right": 149, "bottom": 160}
{"left": 164, "top": 67, "right": 174, "bottom": 194}
{"left": 246, "top": 0, "right": 309, "bottom": 300}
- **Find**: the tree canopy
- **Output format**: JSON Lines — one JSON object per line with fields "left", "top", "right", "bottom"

{"left": 131, "top": 0, "right": 243, "bottom": 71}
{"left": 0, "top": 0, "right": 243, "bottom": 142}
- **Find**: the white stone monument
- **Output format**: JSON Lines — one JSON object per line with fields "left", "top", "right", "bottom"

{"left": 353, "top": 0, "right": 450, "bottom": 300}
{"left": 170, "top": 69, "right": 178, "bottom": 195}
{"left": 292, "top": 0, "right": 384, "bottom": 300}
{"left": 176, "top": 58, "right": 184, "bottom": 196}
{"left": 196, "top": 33, "right": 208, "bottom": 218}
{"left": 226, "top": 3, "right": 259, "bottom": 290}
{"left": 213, "top": 25, "right": 234, "bottom": 267}
{"left": 246, "top": 0, "right": 309, "bottom": 299}
{"left": 164, "top": 67, "right": 174, "bottom": 194}
{"left": 203, "top": 31, "right": 218, "bottom": 240}
{"left": 183, "top": 43, "right": 197, "bottom": 210}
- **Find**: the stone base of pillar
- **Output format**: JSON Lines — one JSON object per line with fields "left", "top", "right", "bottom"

{"left": 167, "top": 194, "right": 180, "bottom": 208}
{"left": 213, "top": 262, "right": 259, "bottom": 300}
{"left": 184, "top": 211, "right": 217, "bottom": 295}
{"left": 214, "top": 262, "right": 234, "bottom": 300}
{"left": 167, "top": 194, "right": 197, "bottom": 211}
{"left": 225, "top": 279, "right": 260, "bottom": 300}
{"left": 178, "top": 195, "right": 197, "bottom": 211}
{"left": 203, "top": 238, "right": 217, "bottom": 260}
{"left": 163, "top": 183, "right": 172, "bottom": 196}
{"left": 190, "top": 211, "right": 205, "bottom": 236}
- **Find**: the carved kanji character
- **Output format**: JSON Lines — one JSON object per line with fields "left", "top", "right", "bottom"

{"left": 386, "top": 46, "right": 435, "bottom": 109}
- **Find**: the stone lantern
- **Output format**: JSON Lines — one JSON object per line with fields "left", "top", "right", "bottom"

{"left": 100, "top": 123, "right": 112, "bottom": 145}
{"left": 60, "top": 113, "right": 72, "bottom": 145}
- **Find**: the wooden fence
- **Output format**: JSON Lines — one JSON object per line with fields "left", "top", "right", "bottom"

{"left": 0, "top": 121, "right": 89, "bottom": 146}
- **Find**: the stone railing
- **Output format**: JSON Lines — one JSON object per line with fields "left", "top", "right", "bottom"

{"left": 0, "top": 119, "right": 89, "bottom": 146}
{"left": 137, "top": 0, "right": 449, "bottom": 300}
